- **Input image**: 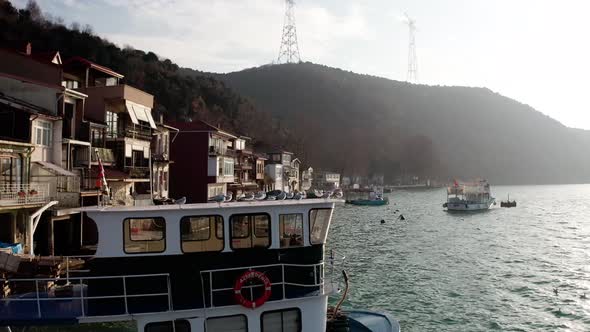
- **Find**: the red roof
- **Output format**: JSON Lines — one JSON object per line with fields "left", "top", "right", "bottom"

{"left": 63, "top": 56, "right": 124, "bottom": 79}
{"left": 169, "top": 120, "right": 237, "bottom": 138}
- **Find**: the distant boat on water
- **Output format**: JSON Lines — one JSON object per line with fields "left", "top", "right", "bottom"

{"left": 347, "top": 188, "right": 389, "bottom": 206}
{"left": 443, "top": 179, "right": 495, "bottom": 211}
{"left": 500, "top": 194, "right": 517, "bottom": 207}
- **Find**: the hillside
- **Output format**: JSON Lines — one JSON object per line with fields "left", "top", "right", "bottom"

{"left": 4, "top": 0, "right": 590, "bottom": 184}
{"left": 218, "top": 63, "right": 590, "bottom": 184}
{"left": 0, "top": 0, "right": 285, "bottom": 147}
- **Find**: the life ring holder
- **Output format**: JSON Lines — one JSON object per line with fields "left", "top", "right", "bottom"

{"left": 234, "top": 270, "right": 272, "bottom": 309}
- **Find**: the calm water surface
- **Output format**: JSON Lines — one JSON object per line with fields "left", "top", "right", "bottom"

{"left": 327, "top": 185, "right": 590, "bottom": 332}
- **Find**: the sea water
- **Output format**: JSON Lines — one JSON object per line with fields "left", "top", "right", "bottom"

{"left": 327, "top": 185, "right": 590, "bottom": 332}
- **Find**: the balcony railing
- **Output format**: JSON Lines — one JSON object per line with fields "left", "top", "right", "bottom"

{"left": 0, "top": 183, "right": 49, "bottom": 207}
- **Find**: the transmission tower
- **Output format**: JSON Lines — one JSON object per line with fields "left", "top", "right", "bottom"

{"left": 405, "top": 13, "right": 418, "bottom": 83}
{"left": 277, "top": 0, "right": 301, "bottom": 64}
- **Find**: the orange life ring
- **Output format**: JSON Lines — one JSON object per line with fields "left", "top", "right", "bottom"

{"left": 234, "top": 270, "right": 272, "bottom": 309}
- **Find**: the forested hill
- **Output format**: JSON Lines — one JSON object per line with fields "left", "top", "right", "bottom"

{"left": 218, "top": 63, "right": 590, "bottom": 184}
{"left": 0, "top": 0, "right": 287, "bottom": 147}
{"left": 3, "top": 0, "right": 590, "bottom": 184}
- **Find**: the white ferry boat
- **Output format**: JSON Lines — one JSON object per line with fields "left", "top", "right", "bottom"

{"left": 443, "top": 180, "right": 495, "bottom": 211}
{"left": 0, "top": 199, "right": 400, "bottom": 332}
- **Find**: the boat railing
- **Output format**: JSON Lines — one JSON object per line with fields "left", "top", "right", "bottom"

{"left": 200, "top": 262, "right": 324, "bottom": 308}
{"left": 0, "top": 273, "right": 172, "bottom": 322}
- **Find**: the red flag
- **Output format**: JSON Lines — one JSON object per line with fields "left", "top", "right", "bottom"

{"left": 95, "top": 149, "right": 108, "bottom": 191}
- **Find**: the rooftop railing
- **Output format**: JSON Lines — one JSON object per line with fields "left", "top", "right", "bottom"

{"left": 0, "top": 183, "right": 49, "bottom": 207}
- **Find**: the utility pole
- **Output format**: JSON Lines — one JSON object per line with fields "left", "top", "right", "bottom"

{"left": 405, "top": 13, "right": 418, "bottom": 83}
{"left": 277, "top": 0, "right": 301, "bottom": 64}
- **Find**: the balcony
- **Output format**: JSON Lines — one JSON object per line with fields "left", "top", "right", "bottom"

{"left": 76, "top": 147, "right": 115, "bottom": 166}
{"left": 78, "top": 84, "right": 154, "bottom": 110}
{"left": 0, "top": 183, "right": 49, "bottom": 207}
{"left": 124, "top": 166, "right": 150, "bottom": 179}
{"left": 152, "top": 153, "right": 169, "bottom": 162}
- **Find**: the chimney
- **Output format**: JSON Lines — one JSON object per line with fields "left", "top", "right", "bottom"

{"left": 25, "top": 42, "right": 32, "bottom": 55}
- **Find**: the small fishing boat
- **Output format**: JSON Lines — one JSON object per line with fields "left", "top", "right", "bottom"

{"left": 500, "top": 194, "right": 517, "bottom": 207}
{"left": 444, "top": 179, "right": 495, "bottom": 211}
{"left": 346, "top": 189, "right": 389, "bottom": 206}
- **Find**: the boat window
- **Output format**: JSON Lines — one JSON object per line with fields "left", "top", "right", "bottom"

{"left": 145, "top": 320, "right": 190, "bottom": 332}
{"left": 279, "top": 214, "right": 303, "bottom": 248}
{"left": 309, "top": 209, "right": 332, "bottom": 245}
{"left": 124, "top": 217, "right": 166, "bottom": 254}
{"left": 180, "top": 215, "right": 224, "bottom": 253}
{"left": 261, "top": 308, "right": 302, "bottom": 332}
{"left": 206, "top": 314, "right": 248, "bottom": 332}
{"left": 230, "top": 213, "right": 270, "bottom": 249}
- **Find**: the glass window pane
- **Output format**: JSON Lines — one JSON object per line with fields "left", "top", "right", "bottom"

{"left": 309, "top": 209, "right": 332, "bottom": 245}
{"left": 124, "top": 218, "right": 166, "bottom": 253}
{"left": 181, "top": 216, "right": 224, "bottom": 253}
{"left": 262, "top": 309, "right": 301, "bottom": 332}
{"left": 145, "top": 320, "right": 190, "bottom": 332}
{"left": 181, "top": 216, "right": 210, "bottom": 241}
{"left": 254, "top": 215, "right": 269, "bottom": 237}
{"left": 231, "top": 214, "right": 270, "bottom": 249}
{"left": 206, "top": 315, "right": 247, "bottom": 332}
{"left": 232, "top": 216, "right": 250, "bottom": 238}
{"left": 279, "top": 214, "right": 303, "bottom": 248}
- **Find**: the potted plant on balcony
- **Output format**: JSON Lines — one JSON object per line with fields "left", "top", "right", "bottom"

{"left": 29, "top": 189, "right": 38, "bottom": 196}
{"left": 17, "top": 190, "right": 26, "bottom": 198}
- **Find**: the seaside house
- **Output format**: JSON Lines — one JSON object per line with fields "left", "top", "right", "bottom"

{"left": 266, "top": 150, "right": 300, "bottom": 192}
{"left": 301, "top": 167, "right": 313, "bottom": 191}
{"left": 312, "top": 170, "right": 341, "bottom": 190}
{"left": 151, "top": 118, "right": 178, "bottom": 202}
{"left": 169, "top": 120, "right": 236, "bottom": 203}
{"left": 63, "top": 57, "right": 157, "bottom": 206}
{"left": 229, "top": 136, "right": 260, "bottom": 196}
{"left": 0, "top": 45, "right": 94, "bottom": 255}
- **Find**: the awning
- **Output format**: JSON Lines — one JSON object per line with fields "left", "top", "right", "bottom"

{"left": 125, "top": 101, "right": 157, "bottom": 129}
{"left": 34, "top": 161, "right": 77, "bottom": 176}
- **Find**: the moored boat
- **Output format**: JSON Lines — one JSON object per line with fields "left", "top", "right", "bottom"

{"left": 0, "top": 199, "right": 400, "bottom": 331}
{"left": 444, "top": 179, "right": 495, "bottom": 211}
{"left": 346, "top": 189, "right": 389, "bottom": 206}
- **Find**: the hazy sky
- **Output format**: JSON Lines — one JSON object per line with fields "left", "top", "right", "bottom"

{"left": 14, "top": 0, "right": 590, "bottom": 129}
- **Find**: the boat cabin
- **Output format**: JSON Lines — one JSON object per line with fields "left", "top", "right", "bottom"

{"left": 0, "top": 199, "right": 338, "bottom": 332}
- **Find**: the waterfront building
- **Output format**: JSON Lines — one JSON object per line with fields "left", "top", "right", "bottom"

{"left": 313, "top": 170, "right": 341, "bottom": 190}
{"left": 64, "top": 56, "right": 157, "bottom": 206}
{"left": 169, "top": 120, "right": 236, "bottom": 203}
{"left": 301, "top": 166, "right": 313, "bottom": 191}
{"left": 228, "top": 136, "right": 260, "bottom": 196}
{"left": 151, "top": 118, "right": 178, "bottom": 202}
{"left": 266, "top": 150, "right": 300, "bottom": 192}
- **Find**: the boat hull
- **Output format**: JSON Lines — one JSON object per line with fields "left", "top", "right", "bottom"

{"left": 346, "top": 199, "right": 389, "bottom": 206}
{"left": 445, "top": 198, "right": 495, "bottom": 211}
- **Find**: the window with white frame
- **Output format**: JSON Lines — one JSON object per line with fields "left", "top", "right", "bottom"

{"left": 106, "top": 111, "right": 118, "bottom": 138}
{"left": 223, "top": 159, "right": 234, "bottom": 176}
{"left": 261, "top": 308, "right": 302, "bottom": 332}
{"left": 205, "top": 315, "right": 247, "bottom": 332}
{"left": 34, "top": 120, "right": 52, "bottom": 146}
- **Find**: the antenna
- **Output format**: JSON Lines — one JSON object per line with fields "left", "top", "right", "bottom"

{"left": 277, "top": 0, "right": 301, "bottom": 64}
{"left": 404, "top": 12, "right": 418, "bottom": 83}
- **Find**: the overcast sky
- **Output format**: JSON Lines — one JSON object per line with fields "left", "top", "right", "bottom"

{"left": 14, "top": 0, "right": 590, "bottom": 129}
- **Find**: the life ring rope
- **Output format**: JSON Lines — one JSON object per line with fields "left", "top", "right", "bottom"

{"left": 234, "top": 270, "right": 272, "bottom": 309}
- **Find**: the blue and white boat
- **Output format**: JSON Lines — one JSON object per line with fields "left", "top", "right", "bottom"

{"left": 0, "top": 199, "right": 399, "bottom": 331}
